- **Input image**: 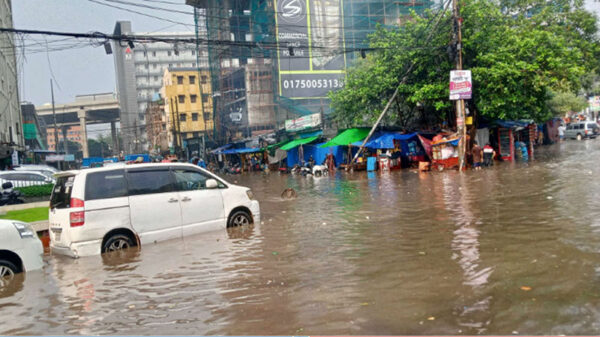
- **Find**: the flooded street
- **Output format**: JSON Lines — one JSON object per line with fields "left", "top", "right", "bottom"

{"left": 4, "top": 140, "right": 600, "bottom": 335}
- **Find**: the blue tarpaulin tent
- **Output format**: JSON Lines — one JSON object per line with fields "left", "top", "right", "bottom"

{"left": 351, "top": 132, "right": 418, "bottom": 149}
{"left": 221, "top": 148, "right": 263, "bottom": 154}
{"left": 287, "top": 142, "right": 345, "bottom": 168}
{"left": 210, "top": 144, "right": 233, "bottom": 154}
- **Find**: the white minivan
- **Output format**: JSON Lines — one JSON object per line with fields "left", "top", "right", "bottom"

{"left": 48, "top": 163, "right": 260, "bottom": 258}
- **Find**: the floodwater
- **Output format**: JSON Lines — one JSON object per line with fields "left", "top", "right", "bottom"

{"left": 3, "top": 140, "right": 600, "bottom": 335}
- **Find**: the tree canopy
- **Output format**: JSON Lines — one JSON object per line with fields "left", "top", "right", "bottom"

{"left": 330, "top": 0, "right": 600, "bottom": 128}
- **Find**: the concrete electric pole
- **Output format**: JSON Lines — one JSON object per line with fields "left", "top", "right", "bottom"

{"left": 453, "top": 0, "right": 467, "bottom": 171}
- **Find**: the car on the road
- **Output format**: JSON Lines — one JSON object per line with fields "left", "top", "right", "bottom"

{"left": 0, "top": 220, "right": 44, "bottom": 286}
{"left": 565, "top": 121, "right": 600, "bottom": 140}
{"left": 14, "top": 164, "right": 59, "bottom": 179}
{"left": 0, "top": 170, "right": 56, "bottom": 188}
{"left": 48, "top": 163, "right": 260, "bottom": 258}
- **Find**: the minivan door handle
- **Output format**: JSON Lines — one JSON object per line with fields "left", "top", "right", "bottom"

{"left": 168, "top": 198, "right": 178, "bottom": 203}
{"left": 181, "top": 197, "right": 191, "bottom": 202}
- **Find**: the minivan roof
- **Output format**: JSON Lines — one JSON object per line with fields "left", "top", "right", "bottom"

{"left": 62, "top": 162, "right": 201, "bottom": 176}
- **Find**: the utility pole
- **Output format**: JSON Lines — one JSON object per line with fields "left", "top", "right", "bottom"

{"left": 453, "top": 0, "right": 467, "bottom": 171}
{"left": 50, "top": 79, "right": 61, "bottom": 170}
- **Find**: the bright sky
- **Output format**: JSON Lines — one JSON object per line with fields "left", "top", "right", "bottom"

{"left": 12, "top": 0, "right": 195, "bottom": 106}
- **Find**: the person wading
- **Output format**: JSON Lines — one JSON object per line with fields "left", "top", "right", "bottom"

{"left": 472, "top": 141, "right": 483, "bottom": 170}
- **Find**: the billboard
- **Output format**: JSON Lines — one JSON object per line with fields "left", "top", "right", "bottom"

{"left": 275, "top": 0, "right": 346, "bottom": 99}
{"left": 449, "top": 70, "right": 472, "bottom": 100}
{"left": 285, "top": 113, "right": 322, "bottom": 132}
{"left": 589, "top": 96, "right": 600, "bottom": 112}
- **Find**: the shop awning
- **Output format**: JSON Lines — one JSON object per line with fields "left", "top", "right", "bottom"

{"left": 210, "top": 144, "right": 233, "bottom": 154}
{"left": 351, "top": 132, "right": 418, "bottom": 149}
{"left": 221, "top": 147, "right": 263, "bottom": 154}
{"left": 280, "top": 136, "right": 319, "bottom": 151}
{"left": 266, "top": 140, "right": 291, "bottom": 151}
{"left": 320, "top": 128, "right": 370, "bottom": 148}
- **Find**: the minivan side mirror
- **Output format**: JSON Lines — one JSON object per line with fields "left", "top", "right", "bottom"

{"left": 206, "top": 179, "right": 218, "bottom": 189}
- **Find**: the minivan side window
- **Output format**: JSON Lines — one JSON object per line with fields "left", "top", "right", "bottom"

{"left": 172, "top": 169, "right": 210, "bottom": 191}
{"left": 85, "top": 170, "right": 128, "bottom": 200}
{"left": 127, "top": 170, "right": 174, "bottom": 196}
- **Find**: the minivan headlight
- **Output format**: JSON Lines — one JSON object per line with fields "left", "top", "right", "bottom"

{"left": 246, "top": 190, "right": 255, "bottom": 200}
{"left": 13, "top": 222, "right": 35, "bottom": 239}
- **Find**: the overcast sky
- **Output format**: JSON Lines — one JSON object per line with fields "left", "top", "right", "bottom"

{"left": 12, "top": 0, "right": 195, "bottom": 106}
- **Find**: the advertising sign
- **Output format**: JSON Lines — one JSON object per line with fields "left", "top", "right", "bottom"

{"left": 46, "top": 154, "right": 64, "bottom": 162}
{"left": 285, "top": 113, "right": 322, "bottom": 132}
{"left": 11, "top": 150, "right": 18, "bottom": 166}
{"left": 449, "top": 70, "right": 472, "bottom": 100}
{"left": 275, "top": 0, "right": 346, "bottom": 99}
{"left": 589, "top": 96, "right": 600, "bottom": 112}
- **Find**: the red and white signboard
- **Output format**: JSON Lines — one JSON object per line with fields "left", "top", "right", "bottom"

{"left": 449, "top": 70, "right": 472, "bottom": 100}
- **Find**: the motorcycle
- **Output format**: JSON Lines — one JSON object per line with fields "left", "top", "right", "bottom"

{"left": 0, "top": 182, "right": 25, "bottom": 206}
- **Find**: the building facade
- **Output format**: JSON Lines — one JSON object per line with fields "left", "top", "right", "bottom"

{"left": 112, "top": 21, "right": 209, "bottom": 153}
{"left": 46, "top": 125, "right": 82, "bottom": 152}
{"left": 145, "top": 99, "right": 168, "bottom": 154}
{"left": 161, "top": 68, "right": 214, "bottom": 153}
{"left": 0, "top": 0, "right": 24, "bottom": 160}
{"left": 21, "top": 103, "right": 47, "bottom": 151}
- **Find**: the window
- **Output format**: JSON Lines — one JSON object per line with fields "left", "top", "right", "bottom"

{"left": 143, "top": 51, "right": 147, "bottom": 57}
{"left": 203, "top": 112, "right": 211, "bottom": 121}
{"left": 201, "top": 75, "right": 208, "bottom": 84}
{"left": 192, "top": 113, "right": 198, "bottom": 121}
{"left": 154, "top": 76, "right": 158, "bottom": 81}
{"left": 190, "top": 95, "right": 197, "bottom": 103}
{"left": 192, "top": 62, "right": 196, "bottom": 67}
{"left": 202, "top": 93, "right": 210, "bottom": 102}
{"left": 127, "top": 170, "right": 173, "bottom": 195}
{"left": 178, "top": 95, "right": 185, "bottom": 104}
{"left": 172, "top": 169, "right": 209, "bottom": 191}
{"left": 144, "top": 64, "right": 148, "bottom": 69}
{"left": 191, "top": 50, "right": 195, "bottom": 56}
{"left": 168, "top": 51, "right": 172, "bottom": 56}
{"left": 152, "top": 51, "right": 156, "bottom": 57}
{"left": 85, "top": 170, "right": 128, "bottom": 200}
{"left": 180, "top": 113, "right": 186, "bottom": 121}
{"left": 162, "top": 124, "right": 166, "bottom": 131}
{"left": 169, "top": 63, "right": 173, "bottom": 68}
{"left": 189, "top": 76, "right": 196, "bottom": 84}
{"left": 153, "top": 64, "right": 157, "bottom": 69}
{"left": 50, "top": 175, "right": 74, "bottom": 209}
{"left": 177, "top": 76, "right": 184, "bottom": 84}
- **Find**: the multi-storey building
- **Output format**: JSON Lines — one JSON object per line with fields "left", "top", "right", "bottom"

{"left": 145, "top": 98, "right": 168, "bottom": 154}
{"left": 46, "top": 125, "right": 81, "bottom": 152}
{"left": 0, "top": 0, "right": 24, "bottom": 162}
{"left": 112, "top": 21, "right": 208, "bottom": 153}
{"left": 20, "top": 103, "right": 47, "bottom": 151}
{"left": 161, "top": 68, "right": 214, "bottom": 154}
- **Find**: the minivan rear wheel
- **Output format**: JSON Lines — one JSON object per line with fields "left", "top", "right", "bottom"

{"left": 228, "top": 210, "right": 252, "bottom": 228}
{"left": 103, "top": 234, "right": 134, "bottom": 253}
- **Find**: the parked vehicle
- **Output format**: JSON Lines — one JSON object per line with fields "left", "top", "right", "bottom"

{"left": 14, "top": 165, "right": 59, "bottom": 179}
{"left": 0, "top": 171, "right": 55, "bottom": 188}
{"left": 48, "top": 163, "right": 260, "bottom": 258}
{"left": 565, "top": 122, "right": 600, "bottom": 140}
{"left": 0, "top": 182, "right": 25, "bottom": 206}
{"left": 0, "top": 220, "right": 44, "bottom": 287}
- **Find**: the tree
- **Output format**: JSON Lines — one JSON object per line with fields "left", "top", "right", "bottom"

{"left": 330, "top": 0, "right": 600, "bottom": 127}
{"left": 547, "top": 91, "right": 588, "bottom": 117}
{"left": 57, "top": 140, "right": 81, "bottom": 156}
{"left": 88, "top": 138, "right": 111, "bottom": 157}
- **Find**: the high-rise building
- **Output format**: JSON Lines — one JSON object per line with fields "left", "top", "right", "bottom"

{"left": 112, "top": 21, "right": 208, "bottom": 153}
{"left": 0, "top": 0, "right": 24, "bottom": 161}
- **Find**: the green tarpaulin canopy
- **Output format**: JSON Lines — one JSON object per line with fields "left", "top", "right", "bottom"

{"left": 320, "top": 128, "right": 370, "bottom": 148}
{"left": 280, "top": 136, "right": 319, "bottom": 151}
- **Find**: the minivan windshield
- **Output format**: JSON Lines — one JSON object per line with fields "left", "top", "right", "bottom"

{"left": 50, "top": 175, "right": 74, "bottom": 209}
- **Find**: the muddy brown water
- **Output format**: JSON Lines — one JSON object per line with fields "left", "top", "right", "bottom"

{"left": 3, "top": 141, "right": 600, "bottom": 335}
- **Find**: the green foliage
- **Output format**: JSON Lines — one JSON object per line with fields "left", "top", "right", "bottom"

{"left": 330, "top": 0, "right": 600, "bottom": 127}
{"left": 15, "top": 184, "right": 54, "bottom": 197}
{"left": 88, "top": 138, "right": 111, "bottom": 157}
{"left": 547, "top": 91, "right": 588, "bottom": 116}
{"left": 0, "top": 207, "right": 49, "bottom": 223}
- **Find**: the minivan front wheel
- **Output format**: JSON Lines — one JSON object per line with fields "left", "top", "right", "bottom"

{"left": 103, "top": 234, "right": 134, "bottom": 253}
{"left": 228, "top": 210, "right": 252, "bottom": 228}
{"left": 0, "top": 260, "right": 17, "bottom": 286}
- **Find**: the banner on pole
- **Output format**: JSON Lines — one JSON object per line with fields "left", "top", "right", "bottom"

{"left": 449, "top": 70, "right": 472, "bottom": 100}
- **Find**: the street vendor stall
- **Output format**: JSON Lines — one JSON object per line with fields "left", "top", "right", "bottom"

{"left": 320, "top": 128, "right": 371, "bottom": 171}
{"left": 430, "top": 137, "right": 461, "bottom": 171}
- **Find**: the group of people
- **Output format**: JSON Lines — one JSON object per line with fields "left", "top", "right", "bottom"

{"left": 471, "top": 141, "right": 496, "bottom": 170}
